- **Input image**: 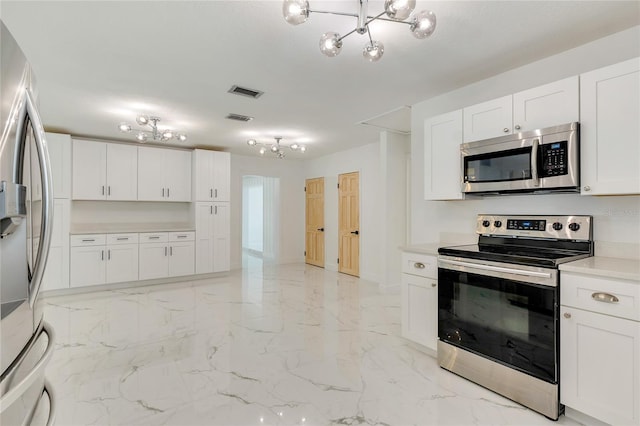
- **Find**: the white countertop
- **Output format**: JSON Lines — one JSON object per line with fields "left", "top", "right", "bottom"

{"left": 70, "top": 222, "right": 194, "bottom": 235}
{"left": 559, "top": 256, "right": 640, "bottom": 282}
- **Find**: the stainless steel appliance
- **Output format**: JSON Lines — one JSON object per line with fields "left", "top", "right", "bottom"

{"left": 461, "top": 123, "right": 579, "bottom": 194}
{"left": 437, "top": 215, "right": 593, "bottom": 420}
{"left": 1, "top": 21, "right": 56, "bottom": 425}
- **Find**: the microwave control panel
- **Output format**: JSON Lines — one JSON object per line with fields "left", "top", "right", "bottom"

{"left": 539, "top": 141, "right": 568, "bottom": 177}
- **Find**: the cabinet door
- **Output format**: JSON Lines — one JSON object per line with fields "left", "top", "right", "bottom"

{"left": 193, "top": 150, "right": 214, "bottom": 201}
{"left": 41, "top": 199, "right": 70, "bottom": 291}
{"left": 561, "top": 307, "right": 640, "bottom": 425}
{"left": 106, "top": 244, "right": 139, "bottom": 284}
{"left": 212, "top": 151, "right": 230, "bottom": 202}
{"left": 401, "top": 274, "right": 438, "bottom": 351}
{"left": 137, "top": 146, "right": 166, "bottom": 201}
{"left": 70, "top": 246, "right": 106, "bottom": 287}
{"left": 580, "top": 58, "right": 640, "bottom": 195}
{"left": 195, "top": 202, "right": 214, "bottom": 274}
{"left": 46, "top": 132, "right": 71, "bottom": 199}
{"left": 72, "top": 139, "right": 106, "bottom": 200}
{"left": 165, "top": 149, "right": 192, "bottom": 202}
{"left": 138, "top": 242, "right": 169, "bottom": 280}
{"left": 463, "top": 95, "right": 512, "bottom": 142}
{"left": 106, "top": 144, "right": 137, "bottom": 200}
{"left": 513, "top": 76, "right": 579, "bottom": 132}
{"left": 424, "top": 110, "right": 464, "bottom": 200}
{"left": 212, "top": 203, "right": 230, "bottom": 272}
{"left": 168, "top": 241, "right": 195, "bottom": 277}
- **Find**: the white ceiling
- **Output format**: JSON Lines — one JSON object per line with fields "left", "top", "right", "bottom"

{"left": 1, "top": 1, "right": 638, "bottom": 159}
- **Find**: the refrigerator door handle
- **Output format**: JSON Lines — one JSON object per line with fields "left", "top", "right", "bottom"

{"left": 0, "top": 322, "right": 55, "bottom": 414}
{"left": 22, "top": 89, "right": 54, "bottom": 308}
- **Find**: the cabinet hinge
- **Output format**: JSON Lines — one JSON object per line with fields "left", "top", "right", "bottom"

{"left": 337, "top": 258, "right": 339, "bottom": 264}
{"left": 304, "top": 250, "right": 306, "bottom": 256}
{"left": 304, "top": 187, "right": 306, "bottom": 192}
{"left": 337, "top": 183, "right": 340, "bottom": 189}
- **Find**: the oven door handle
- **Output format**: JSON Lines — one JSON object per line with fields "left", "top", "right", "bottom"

{"left": 439, "top": 259, "right": 552, "bottom": 279}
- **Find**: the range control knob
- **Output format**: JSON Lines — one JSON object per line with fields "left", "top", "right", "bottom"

{"left": 494, "top": 220, "right": 502, "bottom": 228}
{"left": 482, "top": 220, "right": 491, "bottom": 228}
{"left": 552, "top": 222, "right": 563, "bottom": 231}
{"left": 568, "top": 223, "right": 581, "bottom": 232}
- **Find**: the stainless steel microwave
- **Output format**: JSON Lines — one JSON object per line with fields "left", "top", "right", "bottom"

{"left": 461, "top": 122, "right": 579, "bottom": 194}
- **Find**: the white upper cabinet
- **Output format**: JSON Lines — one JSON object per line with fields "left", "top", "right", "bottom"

{"left": 45, "top": 132, "right": 71, "bottom": 199}
{"left": 193, "top": 149, "right": 230, "bottom": 202}
{"left": 138, "top": 146, "right": 192, "bottom": 202}
{"left": 72, "top": 139, "right": 137, "bottom": 200}
{"left": 580, "top": 58, "right": 640, "bottom": 195}
{"left": 463, "top": 76, "right": 579, "bottom": 142}
{"left": 424, "top": 109, "right": 464, "bottom": 200}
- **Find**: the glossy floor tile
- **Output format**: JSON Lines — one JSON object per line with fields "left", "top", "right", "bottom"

{"left": 43, "top": 260, "right": 582, "bottom": 425}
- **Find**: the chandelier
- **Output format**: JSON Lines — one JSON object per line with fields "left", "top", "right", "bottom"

{"left": 247, "top": 137, "right": 307, "bottom": 159}
{"left": 118, "top": 115, "right": 187, "bottom": 143}
{"left": 282, "top": 0, "right": 436, "bottom": 62}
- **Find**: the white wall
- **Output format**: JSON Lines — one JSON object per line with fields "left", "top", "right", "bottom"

{"left": 410, "top": 26, "right": 640, "bottom": 249}
{"left": 71, "top": 201, "right": 191, "bottom": 226}
{"left": 242, "top": 176, "right": 264, "bottom": 252}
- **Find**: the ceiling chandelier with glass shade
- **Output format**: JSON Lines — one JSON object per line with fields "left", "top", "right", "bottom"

{"left": 247, "top": 137, "right": 307, "bottom": 159}
{"left": 118, "top": 115, "right": 187, "bottom": 143}
{"left": 282, "top": 0, "right": 436, "bottom": 62}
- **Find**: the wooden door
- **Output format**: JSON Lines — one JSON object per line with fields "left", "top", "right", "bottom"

{"left": 305, "top": 177, "right": 324, "bottom": 267}
{"left": 338, "top": 172, "right": 359, "bottom": 276}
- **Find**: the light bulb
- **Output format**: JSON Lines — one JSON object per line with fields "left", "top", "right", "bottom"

{"left": 259, "top": 147, "right": 267, "bottom": 155}
{"left": 247, "top": 139, "right": 257, "bottom": 146}
{"left": 177, "top": 134, "right": 187, "bottom": 142}
{"left": 290, "top": 143, "right": 299, "bottom": 150}
{"left": 319, "top": 32, "right": 343, "bottom": 57}
{"left": 299, "top": 145, "right": 307, "bottom": 153}
{"left": 384, "top": 0, "right": 416, "bottom": 20}
{"left": 136, "top": 115, "right": 149, "bottom": 125}
{"left": 162, "top": 129, "right": 174, "bottom": 140}
{"left": 118, "top": 123, "right": 131, "bottom": 132}
{"left": 410, "top": 10, "right": 436, "bottom": 39}
{"left": 136, "top": 132, "right": 148, "bottom": 142}
{"left": 270, "top": 144, "right": 279, "bottom": 153}
{"left": 282, "top": 0, "right": 309, "bottom": 25}
{"left": 363, "top": 41, "right": 384, "bottom": 62}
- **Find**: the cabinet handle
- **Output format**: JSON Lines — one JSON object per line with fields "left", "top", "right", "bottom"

{"left": 167, "top": 188, "right": 170, "bottom": 198}
{"left": 162, "top": 188, "right": 165, "bottom": 197}
{"left": 431, "top": 283, "right": 436, "bottom": 288}
{"left": 107, "top": 186, "right": 111, "bottom": 196}
{"left": 413, "top": 262, "right": 425, "bottom": 269}
{"left": 563, "top": 312, "right": 571, "bottom": 319}
{"left": 116, "top": 237, "right": 128, "bottom": 241}
{"left": 583, "top": 186, "right": 591, "bottom": 192}
{"left": 514, "top": 124, "right": 521, "bottom": 130}
{"left": 503, "top": 128, "right": 509, "bottom": 133}
{"left": 82, "top": 238, "right": 95, "bottom": 242}
{"left": 591, "top": 292, "right": 619, "bottom": 303}
{"left": 170, "top": 246, "right": 173, "bottom": 256}
{"left": 108, "top": 249, "right": 111, "bottom": 260}
{"left": 177, "top": 235, "right": 187, "bottom": 238}
{"left": 215, "top": 205, "right": 218, "bottom": 215}
{"left": 214, "top": 189, "right": 218, "bottom": 198}
{"left": 210, "top": 188, "right": 213, "bottom": 198}
{"left": 101, "top": 250, "right": 104, "bottom": 261}
{"left": 164, "top": 246, "right": 167, "bottom": 256}
{"left": 149, "top": 236, "right": 160, "bottom": 240}
{"left": 102, "top": 185, "right": 105, "bottom": 195}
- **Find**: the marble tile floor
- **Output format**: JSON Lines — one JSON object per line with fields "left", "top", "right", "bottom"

{"left": 42, "top": 261, "right": 583, "bottom": 426}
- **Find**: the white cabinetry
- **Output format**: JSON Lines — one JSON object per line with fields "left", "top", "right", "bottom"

{"left": 401, "top": 252, "right": 438, "bottom": 352}
{"left": 105, "top": 234, "right": 139, "bottom": 284}
{"left": 138, "top": 232, "right": 194, "bottom": 280}
{"left": 70, "top": 233, "right": 138, "bottom": 287}
{"left": 463, "top": 76, "right": 579, "bottom": 142}
{"left": 195, "top": 202, "right": 230, "bottom": 273}
{"left": 193, "top": 149, "right": 230, "bottom": 202}
{"left": 138, "top": 146, "right": 191, "bottom": 202}
{"left": 423, "top": 110, "right": 463, "bottom": 200}
{"left": 580, "top": 58, "right": 640, "bottom": 195}
{"left": 41, "top": 199, "right": 70, "bottom": 291}
{"left": 46, "top": 133, "right": 71, "bottom": 199}
{"left": 561, "top": 272, "right": 640, "bottom": 426}
{"left": 72, "top": 139, "right": 138, "bottom": 200}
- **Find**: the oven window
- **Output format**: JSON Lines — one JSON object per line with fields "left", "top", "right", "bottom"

{"left": 438, "top": 268, "right": 557, "bottom": 383}
{"left": 464, "top": 147, "right": 532, "bottom": 183}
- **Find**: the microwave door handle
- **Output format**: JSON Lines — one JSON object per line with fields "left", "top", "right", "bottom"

{"left": 531, "top": 138, "right": 540, "bottom": 187}
{"left": 23, "top": 89, "right": 55, "bottom": 308}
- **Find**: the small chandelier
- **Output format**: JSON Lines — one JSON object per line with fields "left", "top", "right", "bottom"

{"left": 118, "top": 115, "right": 187, "bottom": 143}
{"left": 282, "top": 0, "right": 436, "bottom": 62}
{"left": 247, "top": 137, "right": 307, "bottom": 159}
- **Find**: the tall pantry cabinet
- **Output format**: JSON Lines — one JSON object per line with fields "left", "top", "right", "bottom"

{"left": 193, "top": 150, "right": 230, "bottom": 273}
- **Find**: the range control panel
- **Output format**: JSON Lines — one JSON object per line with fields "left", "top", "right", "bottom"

{"left": 477, "top": 215, "right": 592, "bottom": 241}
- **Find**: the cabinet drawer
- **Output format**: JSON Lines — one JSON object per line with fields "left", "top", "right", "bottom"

{"left": 401, "top": 252, "right": 437, "bottom": 279}
{"left": 107, "top": 233, "right": 139, "bottom": 245}
{"left": 561, "top": 272, "right": 640, "bottom": 321}
{"left": 139, "top": 232, "right": 168, "bottom": 243}
{"left": 70, "top": 234, "right": 106, "bottom": 247}
{"left": 169, "top": 231, "right": 195, "bottom": 242}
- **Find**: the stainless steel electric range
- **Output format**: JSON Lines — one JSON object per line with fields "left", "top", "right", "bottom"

{"left": 437, "top": 214, "right": 593, "bottom": 420}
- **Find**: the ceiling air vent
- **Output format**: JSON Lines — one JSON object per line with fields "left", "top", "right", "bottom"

{"left": 226, "top": 113, "right": 254, "bottom": 122}
{"left": 228, "top": 85, "right": 264, "bottom": 99}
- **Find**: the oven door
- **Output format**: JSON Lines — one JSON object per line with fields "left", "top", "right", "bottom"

{"left": 438, "top": 256, "right": 559, "bottom": 384}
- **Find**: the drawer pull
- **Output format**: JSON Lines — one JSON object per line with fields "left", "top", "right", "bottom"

{"left": 82, "top": 239, "right": 95, "bottom": 242}
{"left": 591, "top": 292, "right": 619, "bottom": 303}
{"left": 149, "top": 236, "right": 160, "bottom": 240}
{"left": 177, "top": 235, "right": 187, "bottom": 238}
{"left": 116, "top": 237, "right": 129, "bottom": 241}
{"left": 413, "top": 262, "right": 425, "bottom": 269}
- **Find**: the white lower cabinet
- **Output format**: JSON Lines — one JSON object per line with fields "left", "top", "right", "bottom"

{"left": 560, "top": 272, "right": 640, "bottom": 425}
{"left": 105, "top": 234, "right": 139, "bottom": 284}
{"left": 139, "top": 232, "right": 194, "bottom": 280}
{"left": 401, "top": 252, "right": 438, "bottom": 352}
{"left": 70, "top": 233, "right": 138, "bottom": 287}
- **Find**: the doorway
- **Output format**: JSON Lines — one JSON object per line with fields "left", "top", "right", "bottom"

{"left": 338, "top": 171, "right": 359, "bottom": 277}
{"left": 305, "top": 177, "right": 325, "bottom": 267}
{"left": 242, "top": 175, "right": 280, "bottom": 266}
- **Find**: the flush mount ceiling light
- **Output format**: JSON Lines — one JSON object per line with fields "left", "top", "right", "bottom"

{"left": 247, "top": 136, "right": 307, "bottom": 159}
{"left": 118, "top": 115, "right": 187, "bottom": 143}
{"left": 283, "top": 0, "right": 436, "bottom": 62}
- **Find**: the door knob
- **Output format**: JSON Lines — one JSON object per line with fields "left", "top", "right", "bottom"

{"left": 350, "top": 230, "right": 359, "bottom": 235}
{"left": 317, "top": 228, "right": 324, "bottom": 232}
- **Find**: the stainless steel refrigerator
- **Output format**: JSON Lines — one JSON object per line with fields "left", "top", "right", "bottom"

{"left": 0, "top": 21, "right": 56, "bottom": 425}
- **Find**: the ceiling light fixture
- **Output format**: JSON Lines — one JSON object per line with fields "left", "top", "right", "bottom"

{"left": 247, "top": 136, "right": 306, "bottom": 159}
{"left": 283, "top": 0, "right": 436, "bottom": 62}
{"left": 118, "top": 115, "right": 187, "bottom": 143}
